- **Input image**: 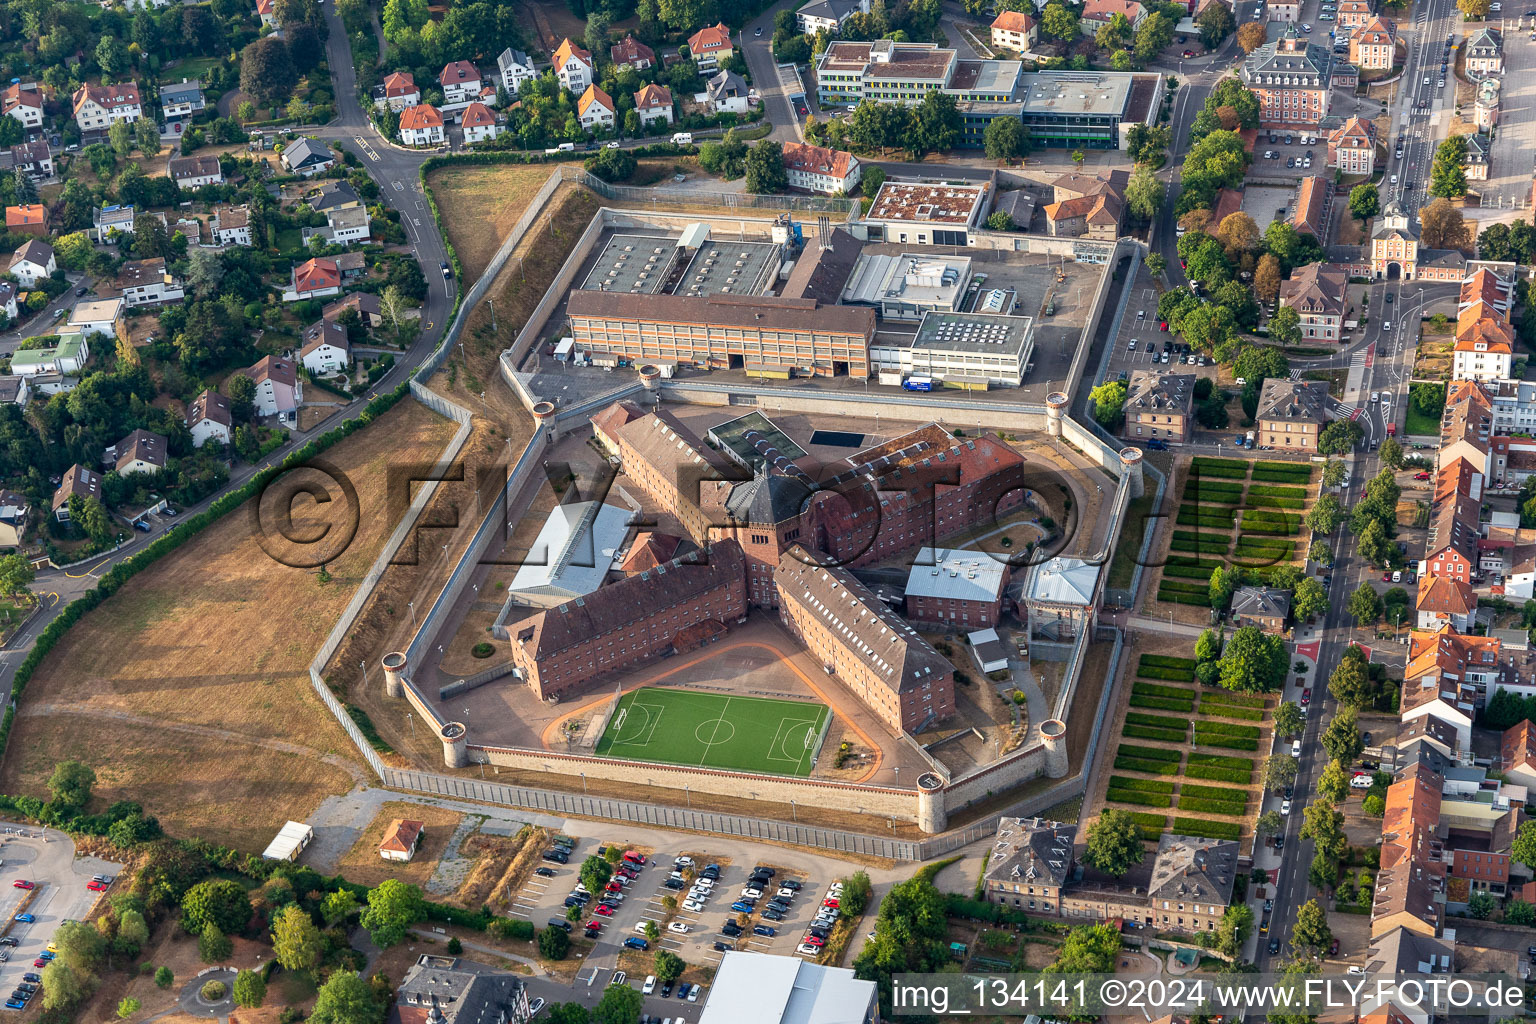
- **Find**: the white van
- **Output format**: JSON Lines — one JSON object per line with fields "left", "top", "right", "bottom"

{"left": 1291, "top": 740, "right": 1302, "bottom": 757}
{"left": 558, "top": 142, "right": 575, "bottom": 152}
{"left": 671, "top": 132, "right": 693, "bottom": 144}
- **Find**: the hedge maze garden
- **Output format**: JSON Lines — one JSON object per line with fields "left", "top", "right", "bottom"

{"left": 1158, "top": 458, "right": 1318, "bottom": 608}
{"left": 1102, "top": 652, "right": 1268, "bottom": 845}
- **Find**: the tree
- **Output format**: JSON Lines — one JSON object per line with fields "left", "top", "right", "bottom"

{"left": 1090, "top": 380, "right": 1127, "bottom": 427}
{"left": 1300, "top": 800, "right": 1346, "bottom": 860}
{"left": 1319, "top": 460, "right": 1346, "bottom": 490}
{"left": 1125, "top": 166, "right": 1165, "bottom": 224}
{"left": 910, "top": 91, "right": 961, "bottom": 157}
{"left": 272, "top": 905, "right": 324, "bottom": 976}
{"left": 1467, "top": 890, "right": 1496, "bottom": 919}
{"left": 237, "top": 100, "right": 258, "bottom": 124}
{"left": 643, "top": 921, "right": 660, "bottom": 942}
{"left": 1349, "top": 183, "right": 1380, "bottom": 221}
{"left": 983, "top": 117, "right": 1026, "bottom": 160}
{"left": 118, "top": 997, "right": 141, "bottom": 1018}
{"left": 1506, "top": 900, "right": 1536, "bottom": 926}
{"left": 1146, "top": 253, "right": 1167, "bottom": 276}
{"left": 361, "top": 879, "right": 425, "bottom": 948}
{"left": 1218, "top": 625, "right": 1287, "bottom": 693}
{"left": 1209, "top": 564, "right": 1239, "bottom": 611}
{"left": 233, "top": 970, "right": 267, "bottom": 1008}
{"left": 1328, "top": 647, "right": 1372, "bottom": 708}
{"left": 744, "top": 141, "right": 788, "bottom": 194}
{"left": 1264, "top": 754, "right": 1298, "bottom": 794}
{"left": 1252, "top": 254, "right": 1282, "bottom": 307}
{"left": 1041, "top": 2, "right": 1080, "bottom": 38}
{"left": 379, "top": 285, "right": 410, "bottom": 330}
{"left": 155, "top": 968, "right": 173, "bottom": 989}
{"left": 653, "top": 950, "right": 685, "bottom": 983}
{"left": 1515, "top": 820, "right": 1536, "bottom": 870}
{"left": 1322, "top": 706, "right": 1365, "bottom": 764}
{"left": 1274, "top": 701, "right": 1305, "bottom": 740}
{"left": 593, "top": 984, "right": 643, "bottom": 1024}
{"left": 1379, "top": 436, "right": 1403, "bottom": 470}
{"left": 47, "top": 759, "right": 94, "bottom": 809}
{"left": 135, "top": 118, "right": 160, "bottom": 158}
{"left": 1317, "top": 759, "right": 1350, "bottom": 803}
{"left": 1291, "top": 899, "right": 1332, "bottom": 956}
{"left": 1291, "top": 577, "right": 1326, "bottom": 621}
{"left": 181, "top": 879, "right": 250, "bottom": 936}
{"left": 1195, "top": 628, "right": 1222, "bottom": 665}
{"left": 1215, "top": 904, "right": 1253, "bottom": 957}
{"left": 1420, "top": 197, "right": 1471, "bottom": 250}
{"left": 1317, "top": 420, "right": 1364, "bottom": 455}
{"left": 579, "top": 856, "right": 613, "bottom": 896}
{"left": 1256, "top": 809, "right": 1284, "bottom": 839}
{"left": 986, "top": 211, "right": 1015, "bottom": 231}
{"left": 199, "top": 922, "right": 233, "bottom": 963}
{"left": 1347, "top": 583, "right": 1383, "bottom": 625}
{"left": 240, "top": 36, "right": 299, "bottom": 106}
{"left": 311, "top": 972, "right": 381, "bottom": 1024}
{"left": 538, "top": 926, "right": 570, "bottom": 960}
{"left": 1459, "top": 0, "right": 1491, "bottom": 15}
{"left": 1309, "top": 539, "right": 1333, "bottom": 565}
{"left": 1362, "top": 794, "right": 1386, "bottom": 816}
{"left": 108, "top": 120, "right": 135, "bottom": 159}
{"left": 1196, "top": 1, "right": 1234, "bottom": 45}
{"left": 115, "top": 910, "right": 150, "bottom": 956}
{"left": 547, "top": 1005, "right": 591, "bottom": 1024}
{"left": 1268, "top": 305, "right": 1302, "bottom": 346}
{"left": 1429, "top": 135, "right": 1469, "bottom": 198}
{"left": 41, "top": 961, "right": 88, "bottom": 1010}
{"left": 1083, "top": 809, "right": 1146, "bottom": 876}
{"left": 1215, "top": 211, "right": 1260, "bottom": 256}
{"left": 1045, "top": 923, "right": 1122, "bottom": 973}
{"left": 1236, "top": 20, "right": 1267, "bottom": 51}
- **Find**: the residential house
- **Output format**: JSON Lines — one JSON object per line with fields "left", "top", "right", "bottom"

{"left": 1463, "top": 131, "right": 1490, "bottom": 182}
{"left": 1255, "top": 378, "right": 1330, "bottom": 451}
{"left": 610, "top": 35, "right": 655, "bottom": 71}
{"left": 374, "top": 71, "right": 421, "bottom": 112}
{"left": 1279, "top": 262, "right": 1349, "bottom": 341}
{"left": 1416, "top": 576, "right": 1477, "bottom": 632}
{"left": 10, "top": 332, "right": 88, "bottom": 376}
{"left": 0, "top": 378, "right": 25, "bottom": 412}
{"left": 1336, "top": 0, "right": 1375, "bottom": 30}
{"left": 798, "top": 0, "right": 866, "bottom": 33}
{"left": 781, "top": 141, "right": 860, "bottom": 195}
{"left": 68, "top": 298, "right": 124, "bottom": 339}
{"left": 281, "top": 138, "right": 336, "bottom": 177}
{"left": 244, "top": 355, "right": 303, "bottom": 417}
{"left": 990, "top": 10, "right": 1039, "bottom": 50}
{"left": 8, "top": 239, "right": 54, "bottom": 287}
{"left": 4, "top": 205, "right": 46, "bottom": 237}
{"left": 1499, "top": 721, "right": 1536, "bottom": 792}
{"left": 702, "top": 69, "right": 752, "bottom": 115}
{"left": 393, "top": 955, "right": 530, "bottom": 1024}
{"left": 51, "top": 465, "right": 102, "bottom": 522}
{"left": 440, "top": 61, "right": 483, "bottom": 105}
{"left": 1080, "top": 0, "right": 1146, "bottom": 34}
{"left": 1460, "top": 266, "right": 1513, "bottom": 315}
{"left": 8, "top": 141, "right": 53, "bottom": 180}
{"left": 633, "top": 84, "right": 674, "bottom": 128}
{"left": 187, "top": 388, "right": 232, "bottom": 448}
{"left": 1239, "top": 26, "right": 1335, "bottom": 127}
{"left": 114, "top": 258, "right": 185, "bottom": 307}
{"left": 460, "top": 102, "right": 501, "bottom": 144}
{"left": 1425, "top": 492, "right": 1481, "bottom": 583}
{"left": 159, "top": 79, "right": 205, "bottom": 126}
{"left": 285, "top": 257, "right": 342, "bottom": 302}
{"left": 379, "top": 820, "right": 425, "bottom": 862}
{"left": 256, "top": 0, "right": 275, "bottom": 25}
{"left": 0, "top": 492, "right": 28, "bottom": 547}
{"left": 1327, "top": 115, "right": 1377, "bottom": 175}
{"left": 1440, "top": 380, "right": 1494, "bottom": 476}
{"left": 1452, "top": 300, "right": 1515, "bottom": 381}
{"left": 1291, "top": 176, "right": 1333, "bottom": 240}
{"left": 168, "top": 154, "right": 223, "bottom": 188}
{"left": 688, "top": 23, "right": 734, "bottom": 69}
{"left": 107, "top": 428, "right": 166, "bottom": 476}
{"left": 1059, "top": 834, "right": 1239, "bottom": 934}
{"left": 300, "top": 319, "right": 351, "bottom": 376}
{"left": 399, "top": 104, "right": 445, "bottom": 146}
{"left": 496, "top": 49, "right": 537, "bottom": 95}
{"left": 1349, "top": 16, "right": 1397, "bottom": 70}
{"left": 302, "top": 206, "right": 371, "bottom": 246}
{"left": 1043, "top": 189, "right": 1122, "bottom": 239}
{"left": 982, "top": 818, "right": 1077, "bottom": 910}
{"left": 1231, "top": 586, "right": 1291, "bottom": 632}
{"left": 322, "top": 291, "right": 382, "bottom": 328}
{"left": 334, "top": 252, "right": 367, "bottom": 280}
{"left": 577, "top": 85, "right": 615, "bottom": 131}
{"left": 552, "top": 39, "right": 595, "bottom": 94}
{"left": 1266, "top": 0, "right": 1300, "bottom": 20}
{"left": 212, "top": 206, "right": 252, "bottom": 247}
{"left": 92, "top": 203, "right": 136, "bottom": 242}
{"left": 0, "top": 84, "right": 44, "bottom": 129}
{"left": 0, "top": 282, "right": 15, "bottom": 322}
{"left": 1464, "top": 26, "right": 1503, "bottom": 77}
{"left": 1123, "top": 369, "right": 1194, "bottom": 443}
{"left": 71, "top": 82, "right": 143, "bottom": 131}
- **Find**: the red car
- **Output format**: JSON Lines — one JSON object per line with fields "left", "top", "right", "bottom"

{"left": 822, "top": 898, "right": 839, "bottom": 909}
{"left": 594, "top": 905, "right": 614, "bottom": 917}
{"left": 32, "top": 960, "right": 45, "bottom": 969}
{"left": 1300, "top": 688, "right": 1311, "bottom": 705}
{"left": 1183, "top": 48, "right": 1195, "bottom": 56}
{"left": 622, "top": 852, "right": 646, "bottom": 866}
{"left": 11, "top": 881, "right": 32, "bottom": 890}
{"left": 1414, "top": 471, "right": 1431, "bottom": 480}
{"left": 1159, "top": 321, "right": 1170, "bottom": 332}
{"left": 1382, "top": 572, "right": 1392, "bottom": 582}
{"left": 585, "top": 921, "right": 602, "bottom": 932}
{"left": 605, "top": 882, "right": 623, "bottom": 893}
{"left": 803, "top": 935, "right": 826, "bottom": 947}
{"left": 87, "top": 881, "right": 108, "bottom": 892}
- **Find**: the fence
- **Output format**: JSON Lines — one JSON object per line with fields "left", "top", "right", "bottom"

{"left": 439, "top": 661, "right": 519, "bottom": 700}
{"left": 557, "top": 166, "right": 859, "bottom": 220}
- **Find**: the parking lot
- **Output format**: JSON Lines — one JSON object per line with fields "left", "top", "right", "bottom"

{"left": 0, "top": 825, "right": 124, "bottom": 1010}
{"left": 1098, "top": 265, "right": 1221, "bottom": 389}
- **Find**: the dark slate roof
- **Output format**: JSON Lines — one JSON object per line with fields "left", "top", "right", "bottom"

{"left": 1232, "top": 585, "right": 1291, "bottom": 619}
{"left": 984, "top": 818, "right": 1077, "bottom": 888}
{"left": 1148, "top": 834, "right": 1238, "bottom": 904}
{"left": 782, "top": 228, "right": 864, "bottom": 305}
{"left": 722, "top": 465, "right": 813, "bottom": 526}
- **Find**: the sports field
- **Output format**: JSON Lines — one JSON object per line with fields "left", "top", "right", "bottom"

{"left": 594, "top": 687, "right": 831, "bottom": 776}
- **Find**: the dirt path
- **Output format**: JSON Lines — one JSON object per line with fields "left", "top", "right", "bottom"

{"left": 28, "top": 703, "right": 371, "bottom": 785}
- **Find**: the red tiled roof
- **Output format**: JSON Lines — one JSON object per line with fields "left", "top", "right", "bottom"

{"left": 634, "top": 83, "right": 672, "bottom": 110}
{"left": 379, "top": 819, "right": 425, "bottom": 854}
{"left": 293, "top": 257, "right": 341, "bottom": 292}
{"left": 553, "top": 38, "right": 593, "bottom": 67}
{"left": 383, "top": 71, "right": 417, "bottom": 96}
{"left": 688, "top": 22, "right": 733, "bottom": 53}
{"left": 782, "top": 141, "right": 855, "bottom": 179}
{"left": 991, "top": 10, "right": 1036, "bottom": 30}
{"left": 399, "top": 104, "right": 443, "bottom": 130}
{"left": 461, "top": 102, "right": 496, "bottom": 128}
{"left": 578, "top": 84, "right": 614, "bottom": 115}
{"left": 440, "top": 60, "right": 480, "bottom": 87}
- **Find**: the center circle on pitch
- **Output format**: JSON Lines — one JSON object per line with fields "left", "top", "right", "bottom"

{"left": 695, "top": 718, "right": 736, "bottom": 746}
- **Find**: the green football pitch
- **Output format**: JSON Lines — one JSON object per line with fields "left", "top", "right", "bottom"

{"left": 594, "top": 687, "right": 831, "bottom": 777}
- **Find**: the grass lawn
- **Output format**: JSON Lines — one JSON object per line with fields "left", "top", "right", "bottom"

{"left": 1404, "top": 405, "right": 1441, "bottom": 435}
{"left": 595, "top": 687, "right": 830, "bottom": 776}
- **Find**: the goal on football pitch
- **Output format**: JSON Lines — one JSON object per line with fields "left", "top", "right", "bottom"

{"left": 593, "top": 687, "right": 832, "bottom": 777}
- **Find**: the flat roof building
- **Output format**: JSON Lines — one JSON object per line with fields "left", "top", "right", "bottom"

{"left": 870, "top": 311, "right": 1033, "bottom": 386}
{"left": 864, "top": 181, "right": 991, "bottom": 246}
{"left": 697, "top": 952, "right": 877, "bottom": 1024}
{"left": 1015, "top": 71, "right": 1162, "bottom": 150}
{"left": 841, "top": 253, "right": 973, "bottom": 321}
{"left": 507, "top": 500, "right": 633, "bottom": 607}
{"left": 262, "top": 820, "right": 313, "bottom": 861}
{"left": 706, "top": 411, "right": 808, "bottom": 471}
{"left": 580, "top": 231, "right": 782, "bottom": 298}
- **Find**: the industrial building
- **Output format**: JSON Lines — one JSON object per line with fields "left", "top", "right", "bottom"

{"left": 869, "top": 311, "right": 1033, "bottom": 387}
{"left": 579, "top": 228, "right": 783, "bottom": 298}
{"left": 697, "top": 952, "right": 878, "bottom": 1024}
{"left": 840, "top": 253, "right": 973, "bottom": 321}
{"left": 506, "top": 500, "right": 634, "bottom": 607}
{"left": 863, "top": 181, "right": 991, "bottom": 246}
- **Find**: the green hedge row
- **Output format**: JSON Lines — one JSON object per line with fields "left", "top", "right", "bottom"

{"left": 1178, "top": 511, "right": 1240, "bottom": 528}
{"left": 1170, "top": 539, "right": 1232, "bottom": 555}
{"left": 1181, "top": 783, "right": 1248, "bottom": 804}
{"left": 1177, "top": 797, "right": 1247, "bottom": 816}
{"left": 1158, "top": 591, "right": 1212, "bottom": 606}
{"left": 1254, "top": 461, "right": 1315, "bottom": 475}
{"left": 1132, "top": 695, "right": 1196, "bottom": 712}
{"left": 1127, "top": 712, "right": 1190, "bottom": 730}
{"left": 1234, "top": 541, "right": 1294, "bottom": 559}
{"left": 1174, "top": 529, "right": 1234, "bottom": 543}
{"left": 1124, "top": 724, "right": 1189, "bottom": 742}
{"left": 1187, "top": 466, "right": 1249, "bottom": 479}
{"left": 1197, "top": 705, "right": 1264, "bottom": 722}
{"left": 1118, "top": 744, "right": 1181, "bottom": 762}
{"left": 1141, "top": 654, "right": 1198, "bottom": 670}
{"left": 1163, "top": 564, "right": 1217, "bottom": 580}
{"left": 1133, "top": 682, "right": 1197, "bottom": 698}
{"left": 0, "top": 383, "right": 416, "bottom": 762}
{"left": 1198, "top": 693, "right": 1267, "bottom": 709}
{"left": 1188, "top": 752, "right": 1256, "bottom": 768}
{"left": 1194, "top": 721, "right": 1262, "bottom": 738}
{"left": 1159, "top": 580, "right": 1210, "bottom": 595}
{"left": 1184, "top": 765, "right": 1253, "bottom": 784}
{"left": 1190, "top": 734, "right": 1260, "bottom": 751}
{"left": 1110, "top": 775, "right": 1176, "bottom": 794}
{"left": 1173, "top": 818, "right": 1243, "bottom": 840}
{"left": 1115, "top": 756, "right": 1180, "bottom": 775}
{"left": 1137, "top": 664, "right": 1200, "bottom": 682}
{"left": 1107, "top": 789, "right": 1174, "bottom": 808}
{"left": 1243, "top": 507, "right": 1299, "bottom": 523}
{"left": 1128, "top": 812, "right": 1169, "bottom": 840}
{"left": 1189, "top": 493, "right": 1242, "bottom": 506}
{"left": 1192, "top": 457, "right": 1252, "bottom": 471}
{"left": 1246, "top": 496, "right": 1306, "bottom": 510}
{"left": 1252, "top": 469, "right": 1313, "bottom": 484}
{"left": 1167, "top": 555, "right": 1224, "bottom": 569}
{"left": 1240, "top": 523, "right": 1300, "bottom": 536}
{"left": 1246, "top": 485, "right": 1309, "bottom": 499}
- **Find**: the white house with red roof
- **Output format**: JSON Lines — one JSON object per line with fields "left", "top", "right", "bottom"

{"left": 1326, "top": 116, "right": 1376, "bottom": 176}
{"left": 0, "top": 84, "right": 43, "bottom": 129}
{"left": 610, "top": 35, "right": 656, "bottom": 71}
{"left": 1080, "top": 0, "right": 1146, "bottom": 34}
{"left": 284, "top": 257, "right": 342, "bottom": 302}
{"left": 72, "top": 82, "right": 142, "bottom": 131}
{"left": 782, "top": 142, "right": 861, "bottom": 195}
{"left": 577, "top": 85, "right": 615, "bottom": 131}
{"left": 688, "top": 23, "right": 734, "bottom": 68}
{"left": 440, "top": 61, "right": 483, "bottom": 105}
{"left": 633, "top": 84, "right": 674, "bottom": 127}
{"left": 399, "top": 104, "right": 445, "bottom": 146}
{"left": 256, "top": 0, "right": 275, "bottom": 25}
{"left": 374, "top": 71, "right": 421, "bottom": 112}
{"left": 460, "top": 102, "right": 502, "bottom": 144}
{"left": 990, "top": 10, "right": 1039, "bottom": 50}
{"left": 553, "top": 39, "right": 594, "bottom": 94}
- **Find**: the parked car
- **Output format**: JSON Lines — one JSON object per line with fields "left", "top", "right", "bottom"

{"left": 11, "top": 882, "right": 32, "bottom": 891}
{"left": 624, "top": 937, "right": 649, "bottom": 951}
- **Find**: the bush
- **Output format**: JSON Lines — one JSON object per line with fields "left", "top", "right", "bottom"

{"left": 1106, "top": 789, "right": 1173, "bottom": 807}
{"left": 1117, "top": 744, "right": 1181, "bottom": 761}
{"left": 537, "top": 927, "right": 569, "bottom": 960}
{"left": 155, "top": 968, "right": 173, "bottom": 989}
{"left": 1177, "top": 797, "right": 1248, "bottom": 816}
{"left": 1180, "top": 783, "right": 1248, "bottom": 804}
{"left": 1125, "top": 712, "right": 1189, "bottom": 731}
{"left": 446, "top": 937, "right": 462, "bottom": 954}
{"left": 1123, "top": 724, "right": 1189, "bottom": 742}
{"left": 490, "top": 918, "right": 535, "bottom": 941}
{"left": 1196, "top": 705, "right": 1264, "bottom": 721}
{"left": 1130, "top": 696, "right": 1196, "bottom": 712}
{"left": 1198, "top": 693, "right": 1267, "bottom": 709}
{"left": 1109, "top": 776, "right": 1176, "bottom": 794}
{"left": 1254, "top": 461, "right": 1314, "bottom": 475}
{"left": 1184, "top": 765, "right": 1252, "bottom": 783}
{"left": 1133, "top": 682, "right": 1198, "bottom": 698}
{"left": 1187, "top": 753, "right": 1256, "bottom": 768}
{"left": 1251, "top": 469, "right": 1313, "bottom": 483}
{"left": 1246, "top": 496, "right": 1306, "bottom": 510}
{"left": 470, "top": 643, "right": 494, "bottom": 659}
{"left": 1139, "top": 655, "right": 1198, "bottom": 672}
{"left": 1191, "top": 457, "right": 1252, "bottom": 471}
{"left": 1188, "top": 734, "right": 1259, "bottom": 750}
{"left": 1245, "top": 485, "right": 1308, "bottom": 498}
{"left": 201, "top": 981, "right": 227, "bottom": 1002}
{"left": 1114, "top": 757, "right": 1180, "bottom": 775}
{"left": 1193, "top": 721, "right": 1262, "bottom": 738}
{"left": 1172, "top": 818, "right": 1243, "bottom": 840}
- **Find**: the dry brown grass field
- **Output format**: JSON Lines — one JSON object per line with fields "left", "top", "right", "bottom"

{"left": 335, "top": 800, "right": 465, "bottom": 888}
{"left": 0, "top": 400, "right": 458, "bottom": 853}
{"left": 425, "top": 163, "right": 562, "bottom": 280}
